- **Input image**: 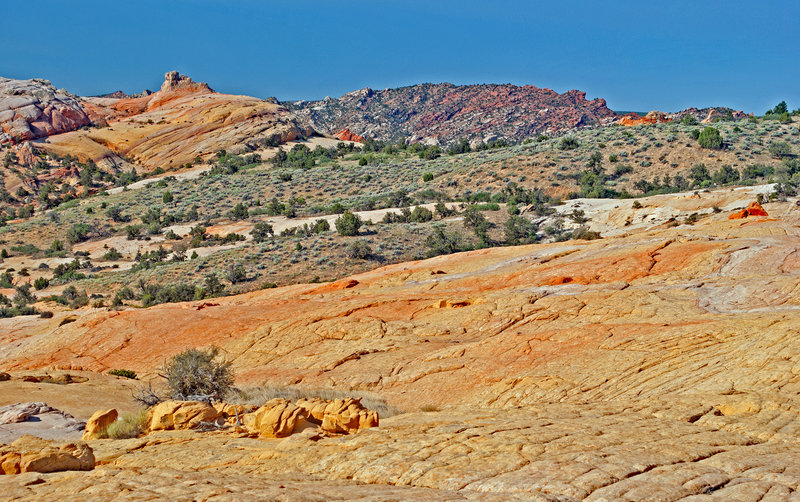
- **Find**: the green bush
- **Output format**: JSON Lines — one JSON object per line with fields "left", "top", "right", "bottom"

{"left": 33, "top": 277, "right": 49, "bottom": 290}
{"left": 559, "top": 137, "right": 579, "bottom": 150}
{"left": 681, "top": 114, "right": 698, "bottom": 126}
{"left": 335, "top": 210, "right": 362, "bottom": 236}
{"left": 768, "top": 141, "right": 793, "bottom": 158}
{"left": 251, "top": 222, "right": 274, "bottom": 243}
{"left": 163, "top": 347, "right": 234, "bottom": 400}
{"left": 346, "top": 240, "right": 373, "bottom": 260}
{"left": 66, "top": 223, "right": 91, "bottom": 244}
{"left": 409, "top": 206, "right": 433, "bottom": 223}
{"left": 698, "top": 127, "right": 724, "bottom": 150}
{"left": 109, "top": 369, "right": 138, "bottom": 379}
{"left": 425, "top": 227, "right": 465, "bottom": 257}
{"left": 504, "top": 215, "right": 539, "bottom": 246}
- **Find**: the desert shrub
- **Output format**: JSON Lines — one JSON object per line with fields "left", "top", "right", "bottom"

{"left": 712, "top": 165, "right": 740, "bottom": 185}
{"left": 425, "top": 226, "right": 464, "bottom": 257}
{"left": 109, "top": 369, "right": 137, "bottom": 379}
{"left": 251, "top": 222, "right": 274, "bottom": 243}
{"left": 698, "top": 127, "right": 724, "bottom": 150}
{"left": 335, "top": 210, "right": 362, "bottom": 236}
{"left": 504, "top": 215, "right": 539, "bottom": 246}
{"left": 311, "top": 219, "right": 330, "bottom": 233}
{"left": 681, "top": 114, "right": 698, "bottom": 126}
{"left": 105, "top": 409, "right": 149, "bottom": 439}
{"left": 409, "top": 206, "right": 433, "bottom": 223}
{"left": 103, "top": 248, "right": 122, "bottom": 260}
{"left": 66, "top": 223, "right": 91, "bottom": 244}
{"left": 423, "top": 172, "right": 434, "bottom": 182}
{"left": 105, "top": 205, "right": 128, "bottom": 222}
{"left": 346, "top": 240, "right": 373, "bottom": 260}
{"left": 768, "top": 141, "right": 793, "bottom": 158}
{"left": 33, "top": 277, "right": 49, "bottom": 290}
{"left": 162, "top": 347, "right": 234, "bottom": 400}
{"left": 229, "top": 202, "right": 249, "bottom": 220}
{"left": 559, "top": 137, "right": 579, "bottom": 150}
{"left": 571, "top": 227, "right": 602, "bottom": 240}
{"left": 162, "top": 191, "right": 174, "bottom": 203}
{"left": 227, "top": 263, "right": 248, "bottom": 284}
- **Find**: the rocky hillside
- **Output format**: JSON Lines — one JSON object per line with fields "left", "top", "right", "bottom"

{"left": 0, "top": 77, "right": 91, "bottom": 143}
{"left": 288, "top": 82, "right": 617, "bottom": 146}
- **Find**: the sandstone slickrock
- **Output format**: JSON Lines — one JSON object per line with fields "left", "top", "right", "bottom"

{"left": 0, "top": 77, "right": 91, "bottom": 143}
{"left": 81, "top": 409, "right": 118, "bottom": 440}
{"left": 288, "top": 82, "right": 616, "bottom": 145}
{"left": 0, "top": 435, "right": 94, "bottom": 475}
{"left": 38, "top": 71, "right": 313, "bottom": 169}
{"left": 1, "top": 186, "right": 800, "bottom": 499}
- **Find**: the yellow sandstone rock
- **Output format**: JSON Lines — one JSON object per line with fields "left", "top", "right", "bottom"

{"left": 148, "top": 400, "right": 222, "bottom": 431}
{"left": 82, "top": 408, "right": 118, "bottom": 440}
{"left": 0, "top": 436, "right": 94, "bottom": 474}
{"left": 242, "top": 399, "right": 311, "bottom": 438}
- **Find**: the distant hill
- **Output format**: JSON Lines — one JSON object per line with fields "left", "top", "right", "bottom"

{"left": 286, "top": 82, "right": 617, "bottom": 146}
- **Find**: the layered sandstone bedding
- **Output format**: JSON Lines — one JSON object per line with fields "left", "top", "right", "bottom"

{"left": 37, "top": 72, "right": 311, "bottom": 169}
{"left": 1, "top": 190, "right": 799, "bottom": 499}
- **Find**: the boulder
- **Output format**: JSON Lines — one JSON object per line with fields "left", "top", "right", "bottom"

{"left": 0, "top": 403, "right": 54, "bottom": 425}
{"left": 82, "top": 409, "right": 118, "bottom": 440}
{"left": 0, "top": 372, "right": 9, "bottom": 381}
{"left": 242, "top": 399, "right": 311, "bottom": 438}
{"left": 0, "top": 435, "right": 94, "bottom": 474}
{"left": 148, "top": 401, "right": 222, "bottom": 431}
{"left": 729, "top": 201, "right": 769, "bottom": 219}
{"left": 296, "top": 397, "right": 378, "bottom": 434}
{"left": 213, "top": 402, "right": 257, "bottom": 424}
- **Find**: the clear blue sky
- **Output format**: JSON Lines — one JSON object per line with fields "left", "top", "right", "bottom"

{"left": 2, "top": 1, "right": 797, "bottom": 113}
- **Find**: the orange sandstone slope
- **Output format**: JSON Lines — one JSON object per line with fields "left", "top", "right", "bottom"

{"left": 2, "top": 189, "right": 799, "bottom": 414}
{"left": 37, "top": 72, "right": 312, "bottom": 169}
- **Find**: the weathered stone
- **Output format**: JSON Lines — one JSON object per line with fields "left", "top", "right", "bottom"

{"left": 148, "top": 401, "right": 222, "bottom": 431}
{"left": 242, "top": 399, "right": 310, "bottom": 438}
{"left": 296, "top": 398, "right": 378, "bottom": 434}
{"left": 82, "top": 409, "right": 118, "bottom": 440}
{"left": 0, "top": 436, "right": 93, "bottom": 474}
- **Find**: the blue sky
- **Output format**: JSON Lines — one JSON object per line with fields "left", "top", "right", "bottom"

{"left": 2, "top": 1, "right": 797, "bottom": 113}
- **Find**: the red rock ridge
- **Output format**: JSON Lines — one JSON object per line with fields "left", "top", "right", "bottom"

{"left": 335, "top": 128, "right": 366, "bottom": 143}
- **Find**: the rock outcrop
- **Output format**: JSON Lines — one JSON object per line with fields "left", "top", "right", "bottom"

{"left": 148, "top": 400, "right": 222, "bottom": 431}
{"left": 335, "top": 128, "right": 366, "bottom": 143}
{"left": 40, "top": 71, "right": 313, "bottom": 169}
{"left": 289, "top": 82, "right": 616, "bottom": 145}
{"left": 82, "top": 409, "right": 118, "bottom": 440}
{"left": 0, "top": 77, "right": 91, "bottom": 143}
{"left": 0, "top": 435, "right": 94, "bottom": 474}
{"left": 729, "top": 200, "right": 769, "bottom": 219}
{"left": 242, "top": 398, "right": 311, "bottom": 438}
{"left": 669, "top": 106, "right": 749, "bottom": 123}
{"left": 617, "top": 110, "right": 671, "bottom": 126}
{"left": 296, "top": 397, "right": 379, "bottom": 434}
